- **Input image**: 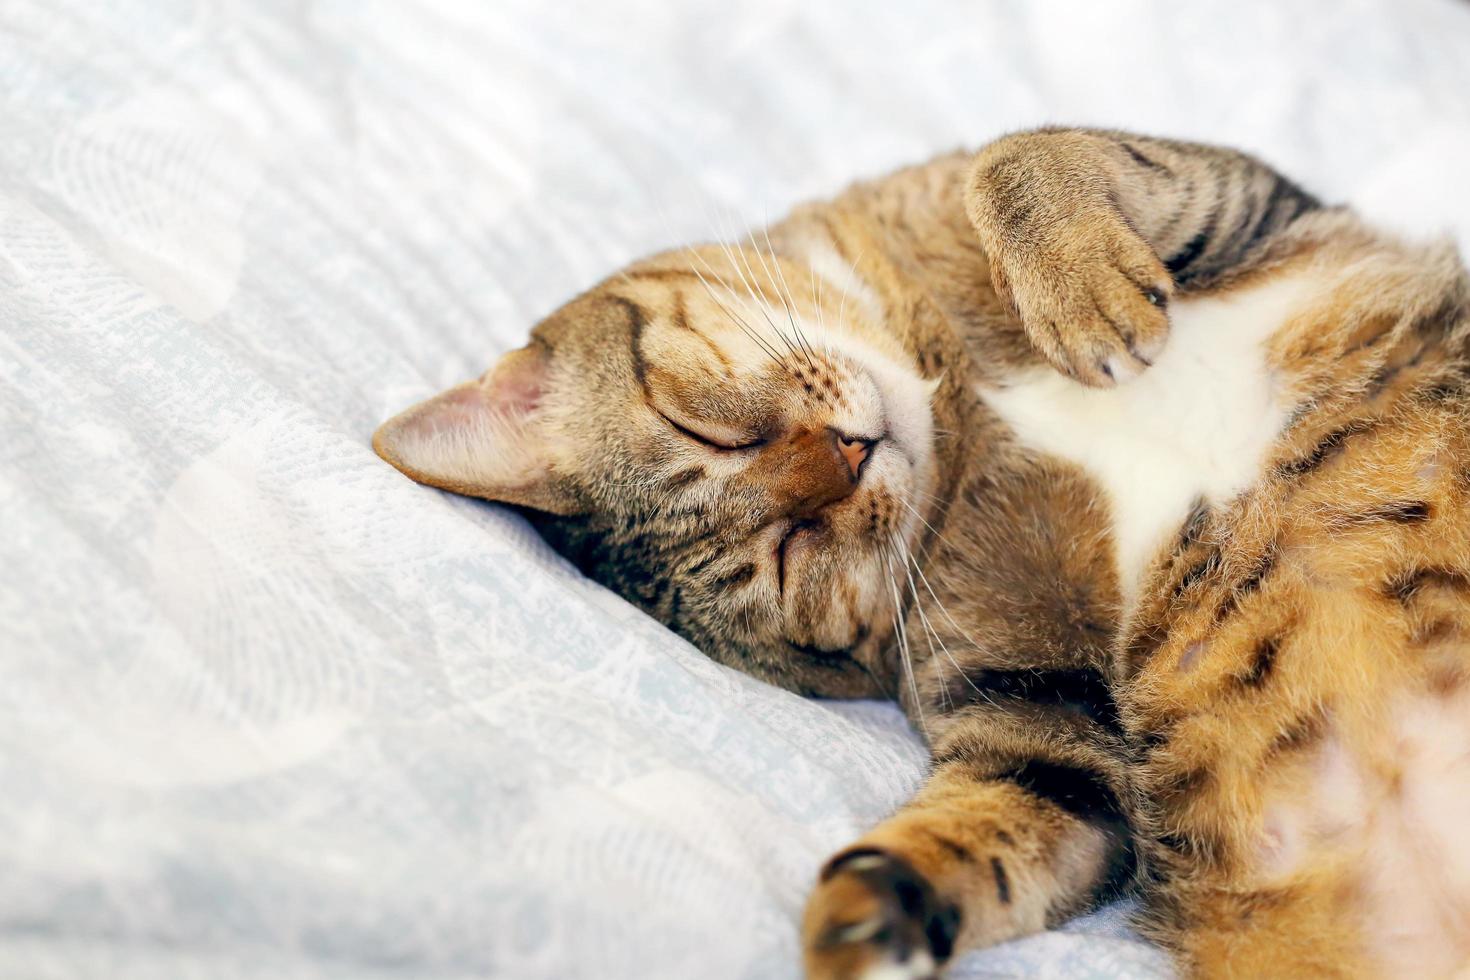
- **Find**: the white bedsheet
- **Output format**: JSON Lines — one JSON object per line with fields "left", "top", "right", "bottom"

{"left": 4, "top": 1, "right": 1470, "bottom": 977}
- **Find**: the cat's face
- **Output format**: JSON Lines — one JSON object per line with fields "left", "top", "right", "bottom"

{"left": 375, "top": 246, "right": 938, "bottom": 697}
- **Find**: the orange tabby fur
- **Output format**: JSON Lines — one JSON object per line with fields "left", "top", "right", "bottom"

{"left": 375, "top": 129, "right": 1470, "bottom": 978}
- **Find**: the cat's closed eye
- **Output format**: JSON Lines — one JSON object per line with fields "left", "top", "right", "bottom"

{"left": 652, "top": 405, "right": 765, "bottom": 452}
{"left": 374, "top": 243, "right": 937, "bottom": 701}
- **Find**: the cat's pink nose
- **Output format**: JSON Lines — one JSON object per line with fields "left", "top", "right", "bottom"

{"left": 767, "top": 427, "right": 878, "bottom": 517}
{"left": 834, "top": 431, "right": 876, "bottom": 479}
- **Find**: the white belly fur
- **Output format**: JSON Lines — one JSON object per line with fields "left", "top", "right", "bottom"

{"left": 980, "top": 271, "right": 1324, "bottom": 606}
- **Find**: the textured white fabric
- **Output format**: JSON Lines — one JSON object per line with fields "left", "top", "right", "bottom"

{"left": 4, "top": 1, "right": 1470, "bottom": 977}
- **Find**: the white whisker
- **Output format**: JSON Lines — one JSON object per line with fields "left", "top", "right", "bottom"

{"left": 898, "top": 496, "right": 951, "bottom": 549}
{"left": 895, "top": 519, "right": 999, "bottom": 709}
{"left": 753, "top": 220, "right": 818, "bottom": 364}
{"left": 646, "top": 192, "right": 787, "bottom": 369}
{"left": 683, "top": 244, "right": 787, "bottom": 368}
{"left": 881, "top": 542, "right": 927, "bottom": 738}
{"left": 704, "top": 205, "right": 789, "bottom": 352}
{"left": 898, "top": 543, "right": 957, "bottom": 713}
{"left": 714, "top": 218, "right": 805, "bottom": 364}
{"left": 737, "top": 226, "right": 811, "bottom": 366}
{"left": 899, "top": 543, "right": 991, "bottom": 704}
{"left": 835, "top": 247, "right": 867, "bottom": 336}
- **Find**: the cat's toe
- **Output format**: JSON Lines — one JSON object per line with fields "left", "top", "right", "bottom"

{"left": 1022, "top": 288, "right": 1167, "bottom": 389}
{"left": 997, "top": 217, "right": 1173, "bottom": 387}
{"left": 1088, "top": 260, "right": 1172, "bottom": 379}
{"left": 1056, "top": 247, "right": 1171, "bottom": 387}
{"left": 802, "top": 848, "right": 959, "bottom": 980}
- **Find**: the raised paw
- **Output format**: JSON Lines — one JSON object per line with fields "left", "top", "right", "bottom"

{"left": 802, "top": 847, "right": 960, "bottom": 980}
{"left": 988, "top": 213, "right": 1173, "bottom": 388}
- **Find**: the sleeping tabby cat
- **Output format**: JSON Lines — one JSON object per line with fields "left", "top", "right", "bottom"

{"left": 374, "top": 128, "right": 1470, "bottom": 978}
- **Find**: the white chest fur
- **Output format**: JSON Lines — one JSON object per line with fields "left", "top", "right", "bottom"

{"left": 980, "top": 272, "right": 1323, "bottom": 605}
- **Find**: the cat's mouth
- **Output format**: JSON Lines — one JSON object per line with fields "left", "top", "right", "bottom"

{"left": 775, "top": 518, "right": 823, "bottom": 597}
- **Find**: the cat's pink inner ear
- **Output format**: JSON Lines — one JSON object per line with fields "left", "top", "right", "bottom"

{"left": 399, "top": 384, "right": 497, "bottom": 440}
{"left": 482, "top": 350, "right": 545, "bottom": 417}
{"left": 373, "top": 344, "right": 576, "bottom": 513}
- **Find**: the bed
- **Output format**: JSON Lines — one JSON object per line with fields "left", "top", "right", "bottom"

{"left": 5, "top": 1, "right": 1470, "bottom": 976}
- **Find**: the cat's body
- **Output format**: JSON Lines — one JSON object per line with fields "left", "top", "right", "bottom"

{"left": 375, "top": 130, "right": 1470, "bottom": 977}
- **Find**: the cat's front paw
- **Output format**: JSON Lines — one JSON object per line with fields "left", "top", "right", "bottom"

{"left": 802, "top": 847, "right": 960, "bottom": 980}
{"left": 989, "top": 215, "right": 1172, "bottom": 388}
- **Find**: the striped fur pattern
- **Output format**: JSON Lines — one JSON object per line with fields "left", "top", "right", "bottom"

{"left": 374, "top": 129, "right": 1470, "bottom": 978}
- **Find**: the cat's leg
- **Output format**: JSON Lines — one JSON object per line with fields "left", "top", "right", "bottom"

{"left": 802, "top": 717, "right": 1130, "bottom": 979}
{"left": 965, "top": 127, "right": 1319, "bottom": 387}
{"left": 801, "top": 450, "right": 1133, "bottom": 978}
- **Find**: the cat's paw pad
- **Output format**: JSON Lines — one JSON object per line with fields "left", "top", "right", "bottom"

{"left": 802, "top": 847, "right": 959, "bottom": 980}
{"left": 992, "top": 219, "right": 1172, "bottom": 388}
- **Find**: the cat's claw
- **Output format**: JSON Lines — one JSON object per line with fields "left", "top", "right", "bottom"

{"left": 987, "top": 224, "right": 1170, "bottom": 387}
{"left": 802, "top": 848, "right": 958, "bottom": 980}
{"left": 986, "top": 215, "right": 1173, "bottom": 388}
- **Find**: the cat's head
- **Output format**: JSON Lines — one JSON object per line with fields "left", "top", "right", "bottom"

{"left": 374, "top": 245, "right": 938, "bottom": 697}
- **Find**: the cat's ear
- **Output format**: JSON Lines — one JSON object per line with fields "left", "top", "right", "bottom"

{"left": 373, "top": 343, "right": 581, "bottom": 515}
